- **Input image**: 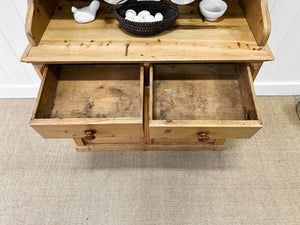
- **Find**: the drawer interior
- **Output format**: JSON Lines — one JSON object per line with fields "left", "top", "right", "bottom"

{"left": 34, "top": 64, "right": 143, "bottom": 120}
{"left": 150, "top": 63, "right": 259, "bottom": 122}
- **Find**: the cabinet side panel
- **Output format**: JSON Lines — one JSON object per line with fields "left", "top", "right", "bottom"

{"left": 25, "top": 0, "right": 58, "bottom": 45}
{"left": 238, "top": 0, "right": 271, "bottom": 46}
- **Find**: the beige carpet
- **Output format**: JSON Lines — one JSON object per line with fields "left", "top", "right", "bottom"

{"left": 0, "top": 97, "right": 299, "bottom": 225}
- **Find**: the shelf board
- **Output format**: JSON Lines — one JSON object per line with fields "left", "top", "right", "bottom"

{"left": 22, "top": 0, "right": 274, "bottom": 63}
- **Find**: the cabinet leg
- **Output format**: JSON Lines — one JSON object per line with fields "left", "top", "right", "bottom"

{"left": 215, "top": 139, "right": 226, "bottom": 145}
{"left": 73, "top": 137, "right": 85, "bottom": 146}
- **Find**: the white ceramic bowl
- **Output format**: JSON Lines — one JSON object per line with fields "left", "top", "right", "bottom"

{"left": 103, "top": 0, "right": 127, "bottom": 5}
{"left": 170, "top": 0, "right": 195, "bottom": 5}
{"left": 199, "top": 0, "right": 227, "bottom": 21}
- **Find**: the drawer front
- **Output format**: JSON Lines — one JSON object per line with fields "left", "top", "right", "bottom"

{"left": 31, "top": 119, "right": 143, "bottom": 139}
{"left": 149, "top": 63, "right": 262, "bottom": 140}
{"left": 149, "top": 121, "right": 262, "bottom": 141}
{"left": 31, "top": 64, "right": 144, "bottom": 139}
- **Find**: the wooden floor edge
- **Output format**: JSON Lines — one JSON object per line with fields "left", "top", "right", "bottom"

{"left": 76, "top": 143, "right": 225, "bottom": 151}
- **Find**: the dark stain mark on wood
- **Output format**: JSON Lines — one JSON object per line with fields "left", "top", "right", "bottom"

{"left": 99, "top": 86, "right": 104, "bottom": 89}
{"left": 96, "top": 113, "right": 107, "bottom": 118}
{"left": 159, "top": 110, "right": 167, "bottom": 120}
{"left": 90, "top": 40, "right": 94, "bottom": 43}
{"left": 125, "top": 43, "right": 130, "bottom": 56}
{"left": 109, "top": 88, "right": 122, "bottom": 95}
{"left": 106, "top": 41, "right": 111, "bottom": 46}
{"left": 64, "top": 40, "right": 70, "bottom": 47}
{"left": 105, "top": 19, "right": 114, "bottom": 24}
{"left": 164, "top": 129, "right": 171, "bottom": 134}
{"left": 80, "top": 43, "right": 84, "bottom": 46}
{"left": 140, "top": 54, "right": 144, "bottom": 56}
{"left": 237, "top": 42, "right": 241, "bottom": 48}
{"left": 157, "top": 38, "right": 161, "bottom": 42}
{"left": 88, "top": 102, "right": 95, "bottom": 109}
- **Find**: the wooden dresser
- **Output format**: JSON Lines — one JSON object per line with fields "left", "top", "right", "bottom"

{"left": 22, "top": 0, "right": 273, "bottom": 151}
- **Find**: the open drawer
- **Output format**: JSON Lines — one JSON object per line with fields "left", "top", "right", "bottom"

{"left": 149, "top": 63, "right": 262, "bottom": 142}
{"left": 31, "top": 64, "right": 144, "bottom": 139}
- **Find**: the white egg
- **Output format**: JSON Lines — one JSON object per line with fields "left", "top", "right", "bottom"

{"left": 126, "top": 9, "right": 136, "bottom": 17}
{"left": 125, "top": 16, "right": 135, "bottom": 21}
{"left": 155, "top": 13, "right": 163, "bottom": 21}
{"left": 133, "top": 15, "right": 144, "bottom": 22}
{"left": 144, "top": 15, "right": 155, "bottom": 22}
{"left": 126, "top": 12, "right": 136, "bottom": 19}
{"left": 138, "top": 10, "right": 151, "bottom": 18}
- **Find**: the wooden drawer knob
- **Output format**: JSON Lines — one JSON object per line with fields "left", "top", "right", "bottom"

{"left": 83, "top": 129, "right": 96, "bottom": 140}
{"left": 197, "top": 131, "right": 210, "bottom": 142}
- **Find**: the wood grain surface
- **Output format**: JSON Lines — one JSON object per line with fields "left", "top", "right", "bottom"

{"left": 31, "top": 64, "right": 144, "bottom": 138}
{"left": 149, "top": 63, "right": 262, "bottom": 140}
{"left": 152, "top": 64, "right": 245, "bottom": 120}
{"left": 22, "top": 0, "right": 273, "bottom": 63}
{"left": 49, "top": 64, "right": 143, "bottom": 119}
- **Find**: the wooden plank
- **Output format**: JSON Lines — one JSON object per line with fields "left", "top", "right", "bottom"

{"left": 237, "top": 64, "right": 261, "bottom": 121}
{"left": 151, "top": 138, "right": 218, "bottom": 144}
{"left": 215, "top": 139, "right": 226, "bottom": 145}
{"left": 250, "top": 62, "right": 263, "bottom": 80}
{"left": 32, "top": 64, "right": 46, "bottom": 80}
{"left": 26, "top": 0, "right": 59, "bottom": 45}
{"left": 149, "top": 120, "right": 262, "bottom": 139}
{"left": 22, "top": 0, "right": 273, "bottom": 63}
{"left": 31, "top": 118, "right": 143, "bottom": 138}
{"left": 82, "top": 136, "right": 144, "bottom": 144}
{"left": 143, "top": 87, "right": 151, "bottom": 144}
{"left": 149, "top": 64, "right": 154, "bottom": 121}
{"left": 139, "top": 64, "right": 144, "bottom": 118}
{"left": 49, "top": 64, "right": 142, "bottom": 119}
{"left": 151, "top": 138, "right": 226, "bottom": 145}
{"left": 76, "top": 143, "right": 225, "bottom": 151}
{"left": 73, "top": 137, "right": 85, "bottom": 146}
{"left": 238, "top": 0, "right": 271, "bottom": 45}
{"left": 33, "top": 65, "right": 59, "bottom": 119}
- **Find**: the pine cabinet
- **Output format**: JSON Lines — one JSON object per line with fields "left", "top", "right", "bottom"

{"left": 22, "top": 0, "right": 273, "bottom": 151}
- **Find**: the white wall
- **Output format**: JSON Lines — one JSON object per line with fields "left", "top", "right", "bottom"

{"left": 0, "top": 0, "right": 40, "bottom": 98}
{"left": 255, "top": 0, "right": 300, "bottom": 95}
{"left": 0, "top": 0, "right": 299, "bottom": 98}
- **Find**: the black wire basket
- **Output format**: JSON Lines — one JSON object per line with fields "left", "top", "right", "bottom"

{"left": 114, "top": 1, "right": 179, "bottom": 36}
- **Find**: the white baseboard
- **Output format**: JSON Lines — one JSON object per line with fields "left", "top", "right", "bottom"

{"left": 254, "top": 83, "right": 300, "bottom": 96}
{"left": 0, "top": 85, "right": 39, "bottom": 98}
{"left": 0, "top": 83, "right": 299, "bottom": 98}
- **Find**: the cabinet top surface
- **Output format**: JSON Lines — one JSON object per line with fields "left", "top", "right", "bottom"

{"left": 22, "top": 0, "right": 273, "bottom": 63}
